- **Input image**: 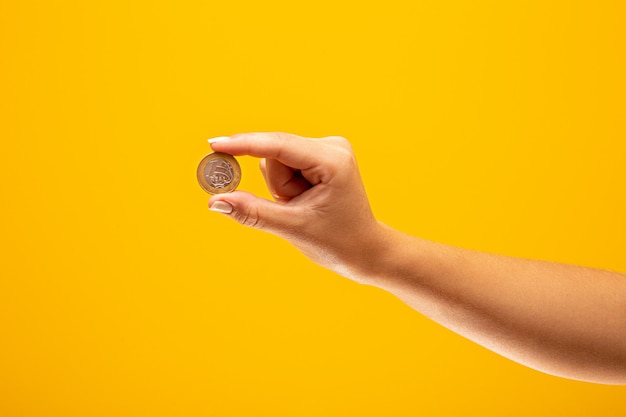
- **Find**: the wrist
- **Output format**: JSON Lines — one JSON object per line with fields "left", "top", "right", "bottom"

{"left": 350, "top": 222, "right": 449, "bottom": 292}
{"left": 341, "top": 221, "right": 406, "bottom": 286}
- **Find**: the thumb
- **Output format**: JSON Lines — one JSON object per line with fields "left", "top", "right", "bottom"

{"left": 208, "top": 191, "right": 301, "bottom": 235}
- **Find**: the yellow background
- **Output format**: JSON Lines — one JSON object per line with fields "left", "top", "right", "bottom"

{"left": 1, "top": 1, "right": 625, "bottom": 415}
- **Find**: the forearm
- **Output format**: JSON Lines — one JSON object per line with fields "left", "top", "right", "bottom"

{"left": 360, "top": 223, "right": 626, "bottom": 384}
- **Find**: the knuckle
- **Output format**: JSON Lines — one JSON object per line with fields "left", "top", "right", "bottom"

{"left": 272, "top": 132, "right": 290, "bottom": 141}
{"left": 233, "top": 206, "right": 262, "bottom": 229}
{"left": 326, "top": 135, "right": 353, "bottom": 151}
{"left": 271, "top": 132, "right": 294, "bottom": 148}
{"left": 329, "top": 145, "right": 357, "bottom": 173}
{"left": 323, "top": 136, "right": 356, "bottom": 163}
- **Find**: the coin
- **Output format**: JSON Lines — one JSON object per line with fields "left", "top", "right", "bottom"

{"left": 197, "top": 152, "right": 241, "bottom": 194}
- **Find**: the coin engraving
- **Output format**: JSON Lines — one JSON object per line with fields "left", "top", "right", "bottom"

{"left": 205, "top": 158, "right": 234, "bottom": 189}
{"left": 197, "top": 152, "right": 241, "bottom": 194}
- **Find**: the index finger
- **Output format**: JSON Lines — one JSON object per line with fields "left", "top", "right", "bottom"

{"left": 208, "top": 132, "right": 324, "bottom": 171}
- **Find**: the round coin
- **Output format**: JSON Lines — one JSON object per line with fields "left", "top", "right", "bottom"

{"left": 197, "top": 152, "right": 241, "bottom": 194}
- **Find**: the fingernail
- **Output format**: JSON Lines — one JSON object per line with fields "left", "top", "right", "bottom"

{"left": 209, "top": 201, "right": 233, "bottom": 214}
{"left": 208, "top": 136, "right": 230, "bottom": 144}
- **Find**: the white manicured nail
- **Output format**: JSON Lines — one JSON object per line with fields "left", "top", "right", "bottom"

{"left": 209, "top": 201, "right": 233, "bottom": 214}
{"left": 208, "top": 136, "right": 230, "bottom": 144}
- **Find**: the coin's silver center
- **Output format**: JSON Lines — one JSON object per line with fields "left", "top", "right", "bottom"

{"left": 204, "top": 158, "right": 234, "bottom": 189}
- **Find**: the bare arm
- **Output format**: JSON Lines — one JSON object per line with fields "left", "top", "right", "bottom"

{"left": 207, "top": 132, "right": 626, "bottom": 385}
{"left": 366, "top": 228, "right": 626, "bottom": 384}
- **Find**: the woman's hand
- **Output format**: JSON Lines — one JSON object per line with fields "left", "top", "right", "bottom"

{"left": 207, "top": 132, "right": 387, "bottom": 280}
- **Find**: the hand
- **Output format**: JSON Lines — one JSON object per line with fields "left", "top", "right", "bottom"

{"left": 207, "top": 132, "right": 386, "bottom": 280}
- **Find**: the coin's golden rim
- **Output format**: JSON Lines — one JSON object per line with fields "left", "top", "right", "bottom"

{"left": 197, "top": 152, "right": 241, "bottom": 195}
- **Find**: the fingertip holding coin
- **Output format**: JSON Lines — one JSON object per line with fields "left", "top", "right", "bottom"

{"left": 208, "top": 200, "right": 234, "bottom": 214}
{"left": 207, "top": 136, "right": 230, "bottom": 145}
{"left": 197, "top": 152, "right": 241, "bottom": 195}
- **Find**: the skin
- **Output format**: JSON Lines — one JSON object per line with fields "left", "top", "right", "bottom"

{"left": 207, "top": 132, "right": 626, "bottom": 385}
